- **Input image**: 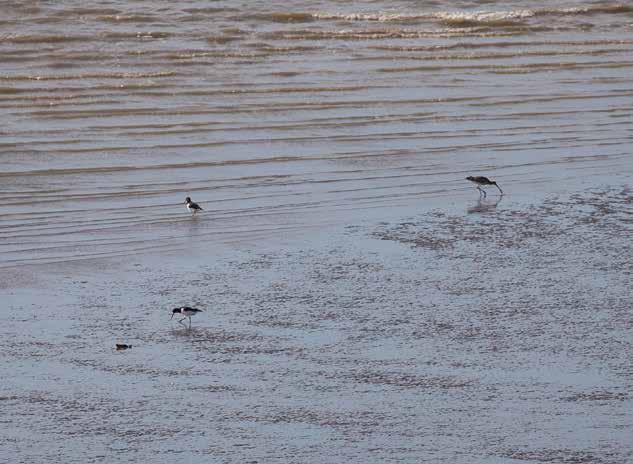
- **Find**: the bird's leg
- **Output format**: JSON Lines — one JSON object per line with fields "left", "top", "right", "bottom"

{"left": 179, "top": 317, "right": 187, "bottom": 325}
{"left": 477, "top": 186, "right": 485, "bottom": 197}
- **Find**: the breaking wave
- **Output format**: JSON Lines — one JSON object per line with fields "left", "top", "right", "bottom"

{"left": 312, "top": 4, "right": 633, "bottom": 26}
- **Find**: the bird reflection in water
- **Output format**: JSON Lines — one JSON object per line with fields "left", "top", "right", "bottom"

{"left": 467, "top": 195, "right": 503, "bottom": 214}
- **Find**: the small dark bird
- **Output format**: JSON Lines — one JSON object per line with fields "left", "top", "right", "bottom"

{"left": 184, "top": 197, "right": 203, "bottom": 215}
{"left": 466, "top": 176, "right": 503, "bottom": 197}
{"left": 116, "top": 344, "right": 132, "bottom": 350}
{"left": 171, "top": 306, "right": 203, "bottom": 327}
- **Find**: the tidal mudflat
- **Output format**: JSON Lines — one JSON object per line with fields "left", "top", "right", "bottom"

{"left": 2, "top": 186, "right": 632, "bottom": 463}
{"left": 2, "top": 0, "right": 633, "bottom": 461}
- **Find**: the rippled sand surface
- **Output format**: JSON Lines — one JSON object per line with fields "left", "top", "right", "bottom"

{"left": 1, "top": 1, "right": 633, "bottom": 462}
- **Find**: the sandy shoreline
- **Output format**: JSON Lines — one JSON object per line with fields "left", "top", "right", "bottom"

{"left": 3, "top": 1, "right": 633, "bottom": 460}
{"left": 2, "top": 179, "right": 632, "bottom": 463}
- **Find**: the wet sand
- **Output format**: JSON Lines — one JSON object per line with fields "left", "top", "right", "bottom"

{"left": 2, "top": 183, "right": 632, "bottom": 463}
{"left": 2, "top": 0, "right": 633, "bottom": 462}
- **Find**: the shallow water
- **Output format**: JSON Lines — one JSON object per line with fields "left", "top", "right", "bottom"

{"left": 2, "top": 0, "right": 633, "bottom": 266}
{"left": 1, "top": 1, "right": 633, "bottom": 462}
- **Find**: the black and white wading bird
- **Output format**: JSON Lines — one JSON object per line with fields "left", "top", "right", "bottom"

{"left": 184, "top": 197, "right": 203, "bottom": 215}
{"left": 171, "top": 306, "right": 203, "bottom": 327}
{"left": 466, "top": 176, "right": 503, "bottom": 198}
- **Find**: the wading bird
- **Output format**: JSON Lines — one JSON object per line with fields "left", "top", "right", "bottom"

{"left": 466, "top": 176, "right": 503, "bottom": 197}
{"left": 171, "top": 306, "right": 203, "bottom": 327}
{"left": 184, "top": 197, "right": 203, "bottom": 215}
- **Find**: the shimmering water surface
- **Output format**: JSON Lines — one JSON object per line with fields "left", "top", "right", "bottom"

{"left": 1, "top": 1, "right": 632, "bottom": 462}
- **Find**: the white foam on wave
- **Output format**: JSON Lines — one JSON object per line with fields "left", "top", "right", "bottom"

{"left": 313, "top": 10, "right": 536, "bottom": 24}
{"left": 313, "top": 12, "right": 425, "bottom": 22}
{"left": 313, "top": 4, "right": 633, "bottom": 25}
{"left": 311, "top": 10, "right": 536, "bottom": 29}
{"left": 433, "top": 9, "right": 536, "bottom": 24}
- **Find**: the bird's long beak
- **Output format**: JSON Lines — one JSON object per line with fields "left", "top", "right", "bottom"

{"left": 170, "top": 313, "right": 174, "bottom": 319}
{"left": 495, "top": 183, "right": 503, "bottom": 195}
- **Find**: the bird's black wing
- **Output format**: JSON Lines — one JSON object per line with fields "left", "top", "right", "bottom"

{"left": 181, "top": 306, "right": 202, "bottom": 312}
